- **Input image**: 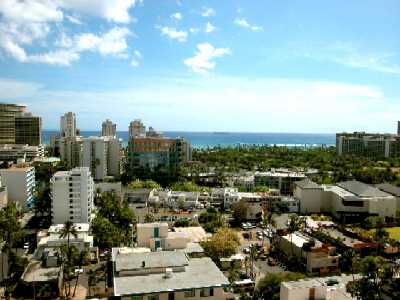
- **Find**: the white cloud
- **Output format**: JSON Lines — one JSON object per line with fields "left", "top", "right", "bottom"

{"left": 184, "top": 43, "right": 230, "bottom": 73}
{"left": 170, "top": 12, "right": 182, "bottom": 21}
{"left": 0, "top": 0, "right": 63, "bottom": 23}
{"left": 29, "top": 50, "right": 80, "bottom": 66}
{"left": 0, "top": 36, "right": 28, "bottom": 62}
{"left": 131, "top": 49, "right": 141, "bottom": 67}
{"left": 160, "top": 27, "right": 188, "bottom": 42}
{"left": 201, "top": 7, "right": 215, "bottom": 17}
{"left": 66, "top": 15, "right": 82, "bottom": 25}
{"left": 205, "top": 22, "right": 216, "bottom": 33}
{"left": 234, "top": 18, "right": 263, "bottom": 31}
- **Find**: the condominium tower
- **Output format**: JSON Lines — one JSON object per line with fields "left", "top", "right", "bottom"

{"left": 129, "top": 119, "right": 146, "bottom": 139}
{"left": 50, "top": 167, "right": 94, "bottom": 224}
{"left": 60, "top": 112, "right": 79, "bottom": 138}
{"left": 101, "top": 119, "right": 117, "bottom": 137}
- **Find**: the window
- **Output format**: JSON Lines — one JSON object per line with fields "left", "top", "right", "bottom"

{"left": 200, "top": 288, "right": 213, "bottom": 297}
{"left": 148, "top": 294, "right": 159, "bottom": 300}
{"left": 184, "top": 289, "right": 195, "bottom": 298}
{"left": 131, "top": 296, "right": 143, "bottom": 300}
{"left": 153, "top": 227, "right": 159, "bottom": 238}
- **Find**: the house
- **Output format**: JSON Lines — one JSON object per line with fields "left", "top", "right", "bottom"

{"left": 278, "top": 232, "right": 339, "bottom": 273}
{"left": 111, "top": 249, "right": 230, "bottom": 299}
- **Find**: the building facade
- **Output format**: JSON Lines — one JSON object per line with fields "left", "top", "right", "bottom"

{"left": 0, "top": 103, "right": 41, "bottom": 146}
{"left": 336, "top": 132, "right": 400, "bottom": 159}
{"left": 60, "top": 112, "right": 78, "bottom": 138}
{"left": 50, "top": 167, "right": 94, "bottom": 224}
{"left": 129, "top": 119, "right": 146, "bottom": 139}
{"left": 0, "top": 166, "right": 35, "bottom": 209}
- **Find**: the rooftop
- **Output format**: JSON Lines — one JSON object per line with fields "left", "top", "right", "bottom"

{"left": 113, "top": 250, "right": 189, "bottom": 272}
{"left": 338, "top": 181, "right": 391, "bottom": 198}
{"left": 22, "top": 262, "right": 60, "bottom": 282}
{"left": 137, "top": 222, "right": 168, "bottom": 228}
{"left": 376, "top": 183, "right": 400, "bottom": 197}
{"left": 173, "top": 227, "right": 210, "bottom": 243}
{"left": 48, "top": 223, "right": 90, "bottom": 233}
{"left": 113, "top": 257, "right": 229, "bottom": 296}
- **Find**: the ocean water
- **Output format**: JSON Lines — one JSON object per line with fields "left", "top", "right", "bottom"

{"left": 43, "top": 130, "right": 335, "bottom": 148}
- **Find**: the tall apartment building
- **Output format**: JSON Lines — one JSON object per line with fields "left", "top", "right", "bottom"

{"left": 60, "top": 112, "right": 79, "bottom": 138}
{"left": 101, "top": 119, "right": 117, "bottom": 137}
{"left": 0, "top": 166, "right": 35, "bottom": 209}
{"left": 50, "top": 167, "right": 94, "bottom": 224}
{"left": 0, "top": 103, "right": 41, "bottom": 146}
{"left": 129, "top": 119, "right": 146, "bottom": 139}
{"left": 128, "top": 136, "right": 192, "bottom": 175}
{"left": 336, "top": 132, "right": 400, "bottom": 159}
{"left": 81, "top": 136, "right": 121, "bottom": 180}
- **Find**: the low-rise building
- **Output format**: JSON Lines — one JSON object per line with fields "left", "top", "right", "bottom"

{"left": 36, "top": 223, "right": 94, "bottom": 258}
{"left": 136, "top": 222, "right": 190, "bottom": 251}
{"left": 0, "top": 144, "right": 44, "bottom": 161}
{"left": 280, "top": 275, "right": 356, "bottom": 300}
{"left": 0, "top": 166, "right": 35, "bottom": 209}
{"left": 295, "top": 180, "right": 397, "bottom": 221}
{"left": 111, "top": 249, "right": 230, "bottom": 299}
{"left": 255, "top": 170, "right": 306, "bottom": 195}
{"left": 278, "top": 232, "right": 339, "bottom": 273}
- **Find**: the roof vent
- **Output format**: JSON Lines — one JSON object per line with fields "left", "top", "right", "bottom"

{"left": 164, "top": 268, "right": 173, "bottom": 278}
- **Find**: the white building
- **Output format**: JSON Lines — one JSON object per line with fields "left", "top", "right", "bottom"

{"left": 280, "top": 275, "right": 357, "bottom": 300}
{"left": 0, "top": 177, "right": 7, "bottom": 209}
{"left": 255, "top": 170, "right": 306, "bottom": 195}
{"left": 102, "top": 119, "right": 117, "bottom": 137}
{"left": 0, "top": 166, "right": 35, "bottom": 209}
{"left": 129, "top": 119, "right": 146, "bottom": 139}
{"left": 0, "top": 144, "right": 44, "bottom": 162}
{"left": 60, "top": 112, "right": 78, "bottom": 138}
{"left": 81, "top": 136, "right": 121, "bottom": 180}
{"left": 50, "top": 167, "right": 94, "bottom": 224}
{"left": 36, "top": 223, "right": 94, "bottom": 258}
{"left": 295, "top": 180, "right": 397, "bottom": 221}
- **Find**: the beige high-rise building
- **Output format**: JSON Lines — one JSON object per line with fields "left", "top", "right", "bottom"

{"left": 101, "top": 119, "right": 117, "bottom": 137}
{"left": 60, "top": 112, "right": 78, "bottom": 138}
{"left": 129, "top": 119, "right": 146, "bottom": 139}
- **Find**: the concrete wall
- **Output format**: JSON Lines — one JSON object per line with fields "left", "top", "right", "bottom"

{"left": 137, "top": 223, "right": 169, "bottom": 248}
{"left": 295, "top": 187, "right": 323, "bottom": 214}
{"left": 0, "top": 167, "right": 34, "bottom": 209}
{"left": 121, "top": 287, "right": 227, "bottom": 300}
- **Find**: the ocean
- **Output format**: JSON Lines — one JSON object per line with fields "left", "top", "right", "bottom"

{"left": 42, "top": 130, "right": 336, "bottom": 148}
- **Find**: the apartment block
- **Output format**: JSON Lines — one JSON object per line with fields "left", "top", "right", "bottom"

{"left": 50, "top": 167, "right": 94, "bottom": 224}
{"left": 295, "top": 179, "right": 397, "bottom": 221}
{"left": 129, "top": 119, "right": 146, "bottom": 139}
{"left": 0, "top": 144, "right": 44, "bottom": 162}
{"left": 60, "top": 112, "right": 78, "bottom": 138}
{"left": 60, "top": 136, "right": 82, "bottom": 168}
{"left": 0, "top": 166, "right": 35, "bottom": 209}
{"left": 111, "top": 249, "right": 230, "bottom": 300}
{"left": 278, "top": 232, "right": 339, "bottom": 274}
{"left": 255, "top": 170, "right": 306, "bottom": 195}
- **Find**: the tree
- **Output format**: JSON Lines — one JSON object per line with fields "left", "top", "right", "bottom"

{"left": 199, "top": 207, "right": 224, "bottom": 233}
{"left": 59, "top": 221, "right": 78, "bottom": 258}
{"left": 72, "top": 250, "right": 88, "bottom": 297}
{"left": 91, "top": 216, "right": 123, "bottom": 248}
{"left": 144, "top": 213, "right": 155, "bottom": 223}
{"left": 255, "top": 272, "right": 305, "bottom": 300}
{"left": 287, "top": 214, "right": 303, "bottom": 257}
{"left": 201, "top": 228, "right": 240, "bottom": 262}
{"left": 232, "top": 201, "right": 248, "bottom": 226}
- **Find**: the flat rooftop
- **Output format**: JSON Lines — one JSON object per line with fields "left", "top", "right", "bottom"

{"left": 114, "top": 250, "right": 189, "bottom": 272}
{"left": 137, "top": 222, "right": 168, "bottom": 228}
{"left": 282, "top": 274, "right": 357, "bottom": 290}
{"left": 23, "top": 262, "right": 60, "bottom": 282}
{"left": 113, "top": 257, "right": 229, "bottom": 296}
{"left": 173, "top": 227, "right": 210, "bottom": 243}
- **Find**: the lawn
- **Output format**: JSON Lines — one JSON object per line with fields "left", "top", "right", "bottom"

{"left": 368, "top": 227, "right": 400, "bottom": 241}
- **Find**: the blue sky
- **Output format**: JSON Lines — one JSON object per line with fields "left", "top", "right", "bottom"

{"left": 0, "top": 0, "right": 399, "bottom": 133}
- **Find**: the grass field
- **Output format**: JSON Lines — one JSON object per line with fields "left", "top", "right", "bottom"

{"left": 368, "top": 227, "right": 400, "bottom": 241}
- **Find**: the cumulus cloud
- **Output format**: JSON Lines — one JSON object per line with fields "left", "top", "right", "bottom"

{"left": 201, "top": 7, "right": 215, "bottom": 17}
{"left": 66, "top": 15, "right": 82, "bottom": 25}
{"left": 159, "top": 27, "right": 188, "bottom": 42}
{"left": 170, "top": 12, "right": 182, "bottom": 21}
{"left": 184, "top": 43, "right": 230, "bottom": 73}
{"left": 234, "top": 18, "right": 263, "bottom": 31}
{"left": 205, "top": 22, "right": 216, "bottom": 33}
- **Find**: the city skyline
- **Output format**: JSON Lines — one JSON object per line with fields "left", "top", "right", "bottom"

{"left": 0, "top": 0, "right": 399, "bottom": 133}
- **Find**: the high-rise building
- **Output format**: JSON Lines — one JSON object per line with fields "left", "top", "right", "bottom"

{"left": 336, "top": 132, "right": 400, "bottom": 159}
{"left": 60, "top": 112, "right": 78, "bottom": 138}
{"left": 397, "top": 121, "right": 400, "bottom": 136}
{"left": 15, "top": 113, "right": 42, "bottom": 146}
{"left": 0, "top": 103, "right": 41, "bottom": 146}
{"left": 101, "top": 119, "right": 117, "bottom": 137}
{"left": 81, "top": 136, "right": 121, "bottom": 180}
{"left": 50, "top": 167, "right": 94, "bottom": 224}
{"left": 129, "top": 119, "right": 146, "bottom": 139}
{"left": 0, "top": 166, "right": 35, "bottom": 210}
{"left": 60, "top": 136, "right": 82, "bottom": 168}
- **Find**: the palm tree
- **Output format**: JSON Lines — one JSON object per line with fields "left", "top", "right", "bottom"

{"left": 59, "top": 221, "right": 78, "bottom": 258}
{"left": 287, "top": 215, "right": 302, "bottom": 257}
{"left": 73, "top": 250, "right": 88, "bottom": 297}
